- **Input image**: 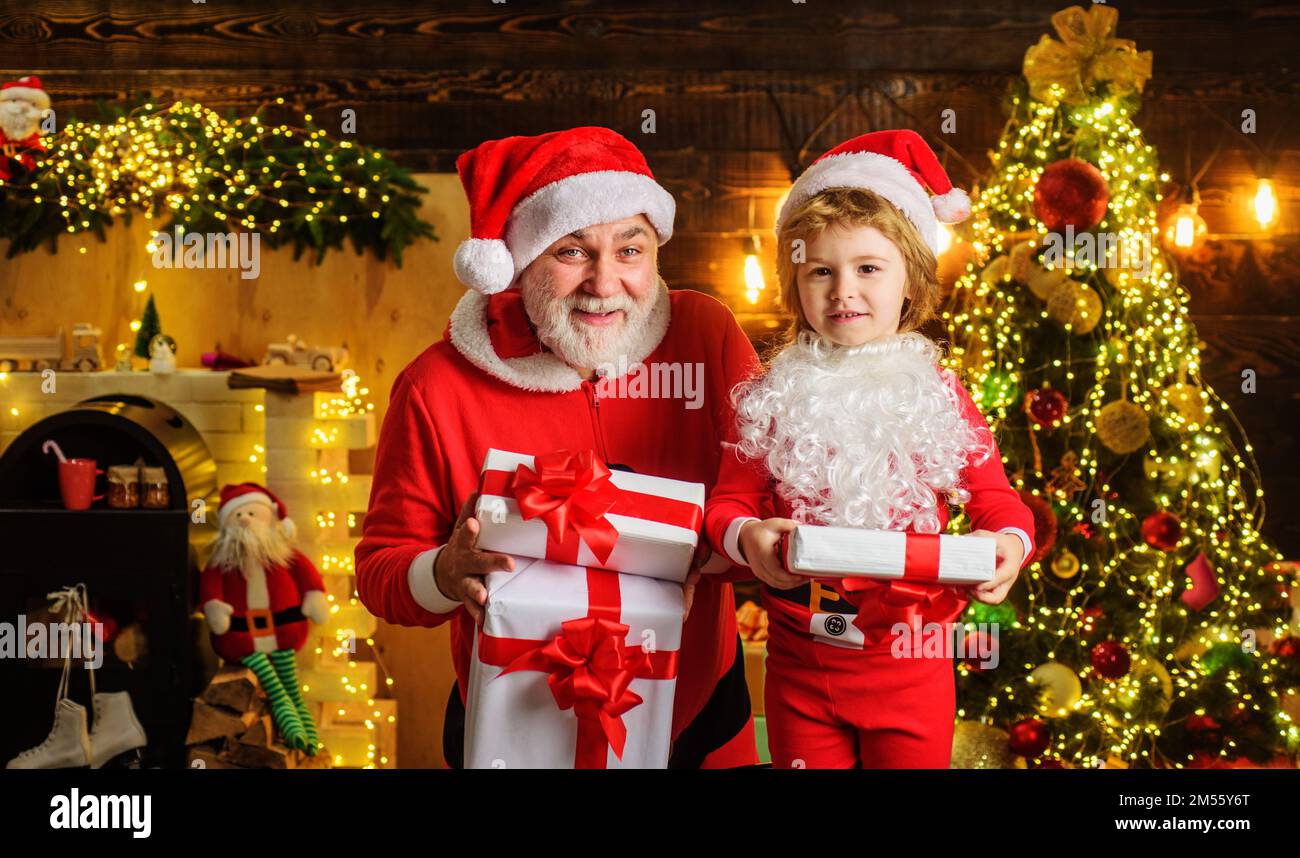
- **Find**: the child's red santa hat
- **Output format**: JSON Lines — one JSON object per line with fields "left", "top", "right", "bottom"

{"left": 217, "top": 482, "right": 296, "bottom": 540}
{"left": 775, "top": 129, "right": 971, "bottom": 254}
{"left": 453, "top": 126, "right": 676, "bottom": 295}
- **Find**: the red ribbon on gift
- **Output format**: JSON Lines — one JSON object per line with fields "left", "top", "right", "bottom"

{"left": 782, "top": 530, "right": 967, "bottom": 646}
{"left": 476, "top": 567, "right": 680, "bottom": 768}
{"left": 478, "top": 449, "right": 703, "bottom": 567}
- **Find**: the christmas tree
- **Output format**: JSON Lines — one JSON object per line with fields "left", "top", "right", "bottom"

{"left": 133, "top": 293, "right": 161, "bottom": 360}
{"left": 942, "top": 5, "right": 1300, "bottom": 768}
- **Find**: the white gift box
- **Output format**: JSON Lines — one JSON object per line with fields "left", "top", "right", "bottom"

{"left": 464, "top": 556, "right": 683, "bottom": 769}
{"left": 474, "top": 448, "right": 704, "bottom": 583}
{"left": 781, "top": 525, "right": 996, "bottom": 585}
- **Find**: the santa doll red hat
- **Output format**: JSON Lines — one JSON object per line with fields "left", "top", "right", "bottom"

{"left": 452, "top": 126, "right": 676, "bottom": 295}
{"left": 216, "top": 481, "right": 297, "bottom": 540}
{"left": 775, "top": 129, "right": 971, "bottom": 254}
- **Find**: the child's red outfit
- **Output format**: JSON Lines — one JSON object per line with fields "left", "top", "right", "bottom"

{"left": 705, "top": 367, "right": 1035, "bottom": 769}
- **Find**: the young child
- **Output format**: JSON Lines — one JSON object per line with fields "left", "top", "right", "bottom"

{"left": 704, "top": 130, "right": 1036, "bottom": 769}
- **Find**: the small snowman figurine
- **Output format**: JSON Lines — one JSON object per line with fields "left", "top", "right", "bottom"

{"left": 148, "top": 333, "right": 177, "bottom": 375}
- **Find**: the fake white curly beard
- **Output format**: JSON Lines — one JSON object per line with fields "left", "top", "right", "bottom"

{"left": 209, "top": 517, "right": 294, "bottom": 574}
{"left": 733, "top": 330, "right": 993, "bottom": 532}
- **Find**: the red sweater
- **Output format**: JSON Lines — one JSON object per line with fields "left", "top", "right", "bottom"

{"left": 355, "top": 287, "right": 761, "bottom": 738}
{"left": 704, "top": 363, "right": 1035, "bottom": 651}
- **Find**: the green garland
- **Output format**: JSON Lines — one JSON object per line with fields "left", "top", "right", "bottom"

{"left": 0, "top": 99, "right": 435, "bottom": 264}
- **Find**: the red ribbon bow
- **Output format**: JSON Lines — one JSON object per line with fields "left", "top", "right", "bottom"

{"left": 511, "top": 450, "right": 623, "bottom": 566}
{"left": 498, "top": 615, "right": 647, "bottom": 762}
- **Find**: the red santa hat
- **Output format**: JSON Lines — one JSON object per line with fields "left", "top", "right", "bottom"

{"left": 218, "top": 482, "right": 296, "bottom": 540}
{"left": 775, "top": 129, "right": 971, "bottom": 254}
{"left": 0, "top": 76, "right": 50, "bottom": 111}
{"left": 452, "top": 126, "right": 676, "bottom": 295}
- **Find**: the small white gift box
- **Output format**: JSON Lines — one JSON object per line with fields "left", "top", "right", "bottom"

{"left": 473, "top": 448, "right": 704, "bottom": 583}
{"left": 781, "top": 524, "right": 996, "bottom": 585}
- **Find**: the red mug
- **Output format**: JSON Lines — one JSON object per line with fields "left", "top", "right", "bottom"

{"left": 59, "top": 458, "right": 105, "bottom": 510}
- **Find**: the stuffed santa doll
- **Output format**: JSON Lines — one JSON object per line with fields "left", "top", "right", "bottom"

{"left": 0, "top": 75, "right": 49, "bottom": 182}
{"left": 199, "top": 482, "right": 330, "bottom": 755}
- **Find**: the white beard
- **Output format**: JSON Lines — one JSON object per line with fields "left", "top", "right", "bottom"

{"left": 209, "top": 518, "right": 294, "bottom": 576}
{"left": 0, "top": 100, "right": 39, "bottom": 141}
{"left": 733, "top": 330, "right": 993, "bottom": 532}
{"left": 522, "top": 273, "right": 666, "bottom": 372}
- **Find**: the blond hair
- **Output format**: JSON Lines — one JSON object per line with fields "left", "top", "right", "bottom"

{"left": 775, "top": 188, "right": 940, "bottom": 343}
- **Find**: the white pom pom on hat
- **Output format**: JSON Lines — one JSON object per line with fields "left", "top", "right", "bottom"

{"left": 452, "top": 127, "right": 676, "bottom": 295}
{"left": 774, "top": 129, "right": 971, "bottom": 255}
{"left": 453, "top": 238, "right": 517, "bottom": 296}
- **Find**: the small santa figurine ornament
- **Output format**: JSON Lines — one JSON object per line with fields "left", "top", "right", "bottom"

{"left": 200, "top": 482, "right": 330, "bottom": 755}
{"left": 0, "top": 75, "right": 49, "bottom": 182}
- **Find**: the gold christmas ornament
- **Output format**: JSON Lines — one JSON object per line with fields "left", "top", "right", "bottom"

{"left": 978, "top": 255, "right": 1011, "bottom": 288}
{"left": 1009, "top": 241, "right": 1037, "bottom": 282}
{"left": 1115, "top": 656, "right": 1173, "bottom": 716}
{"left": 1028, "top": 263, "right": 1072, "bottom": 301}
{"left": 1022, "top": 4, "right": 1154, "bottom": 107}
{"left": 950, "top": 721, "right": 1025, "bottom": 769}
{"left": 1051, "top": 549, "right": 1081, "bottom": 579}
{"left": 1162, "top": 382, "right": 1208, "bottom": 428}
{"left": 1030, "top": 661, "right": 1083, "bottom": 717}
{"left": 1096, "top": 399, "right": 1150, "bottom": 454}
{"left": 1046, "top": 279, "right": 1102, "bottom": 333}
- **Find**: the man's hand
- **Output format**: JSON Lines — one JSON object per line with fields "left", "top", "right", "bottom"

{"left": 963, "top": 529, "right": 1024, "bottom": 605}
{"left": 433, "top": 493, "right": 516, "bottom": 624}
{"left": 738, "top": 518, "right": 805, "bottom": 590}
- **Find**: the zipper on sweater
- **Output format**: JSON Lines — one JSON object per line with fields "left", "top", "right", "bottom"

{"left": 581, "top": 379, "right": 611, "bottom": 462}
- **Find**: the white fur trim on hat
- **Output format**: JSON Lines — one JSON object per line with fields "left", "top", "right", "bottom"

{"left": 503, "top": 170, "right": 675, "bottom": 283}
{"left": 776, "top": 152, "right": 939, "bottom": 253}
{"left": 0, "top": 85, "right": 49, "bottom": 111}
{"left": 932, "top": 187, "right": 971, "bottom": 224}
{"left": 217, "top": 490, "right": 276, "bottom": 528}
{"left": 454, "top": 237, "right": 517, "bottom": 295}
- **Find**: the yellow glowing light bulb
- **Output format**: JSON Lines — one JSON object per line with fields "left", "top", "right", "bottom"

{"left": 743, "top": 254, "right": 764, "bottom": 305}
{"left": 1253, "top": 178, "right": 1277, "bottom": 229}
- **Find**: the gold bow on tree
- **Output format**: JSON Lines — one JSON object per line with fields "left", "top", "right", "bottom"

{"left": 1022, "top": 5, "right": 1153, "bottom": 106}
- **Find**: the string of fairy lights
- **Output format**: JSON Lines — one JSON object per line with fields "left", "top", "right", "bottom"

{"left": 1, "top": 99, "right": 432, "bottom": 262}
{"left": 942, "top": 88, "right": 1294, "bottom": 767}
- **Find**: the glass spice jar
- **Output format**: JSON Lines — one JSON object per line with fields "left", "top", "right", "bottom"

{"left": 107, "top": 465, "right": 141, "bottom": 509}
{"left": 141, "top": 466, "right": 170, "bottom": 509}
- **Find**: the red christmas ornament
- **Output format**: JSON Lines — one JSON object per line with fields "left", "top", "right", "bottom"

{"left": 960, "top": 629, "right": 998, "bottom": 672}
{"left": 1141, "top": 510, "right": 1182, "bottom": 551}
{"left": 1034, "top": 158, "right": 1110, "bottom": 232}
{"left": 1079, "top": 605, "right": 1104, "bottom": 636}
{"left": 1018, "top": 489, "right": 1057, "bottom": 562}
{"left": 1008, "top": 717, "right": 1050, "bottom": 757}
{"left": 1274, "top": 636, "right": 1300, "bottom": 661}
{"left": 1184, "top": 714, "right": 1223, "bottom": 748}
{"left": 1026, "top": 387, "right": 1068, "bottom": 427}
{"left": 1179, "top": 551, "right": 1218, "bottom": 611}
{"left": 1090, "top": 640, "right": 1131, "bottom": 678}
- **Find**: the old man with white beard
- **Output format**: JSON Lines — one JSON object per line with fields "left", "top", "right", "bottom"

{"left": 355, "top": 127, "right": 762, "bottom": 768}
